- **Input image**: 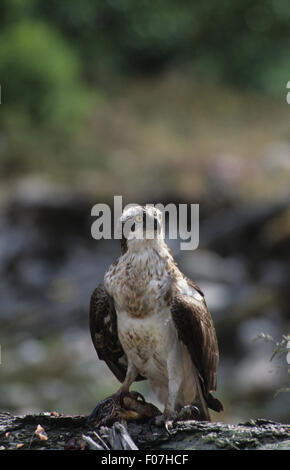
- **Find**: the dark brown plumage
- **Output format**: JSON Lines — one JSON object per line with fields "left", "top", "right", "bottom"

{"left": 90, "top": 284, "right": 145, "bottom": 383}
{"left": 171, "top": 291, "right": 223, "bottom": 413}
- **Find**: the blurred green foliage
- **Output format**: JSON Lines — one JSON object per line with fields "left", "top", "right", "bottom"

{"left": 0, "top": 20, "right": 91, "bottom": 126}
{"left": 25, "top": 0, "right": 289, "bottom": 92}
{"left": 1, "top": 0, "right": 290, "bottom": 94}
{"left": 0, "top": 0, "right": 290, "bottom": 178}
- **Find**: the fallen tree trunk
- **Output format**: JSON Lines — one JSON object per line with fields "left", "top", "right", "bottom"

{"left": 0, "top": 411, "right": 289, "bottom": 450}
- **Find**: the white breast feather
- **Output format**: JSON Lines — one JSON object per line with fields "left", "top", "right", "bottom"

{"left": 106, "top": 244, "right": 201, "bottom": 410}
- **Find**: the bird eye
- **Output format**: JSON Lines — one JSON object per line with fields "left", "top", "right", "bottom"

{"left": 135, "top": 215, "right": 143, "bottom": 223}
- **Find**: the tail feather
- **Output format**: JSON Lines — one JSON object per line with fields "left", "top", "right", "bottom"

{"left": 206, "top": 392, "right": 224, "bottom": 412}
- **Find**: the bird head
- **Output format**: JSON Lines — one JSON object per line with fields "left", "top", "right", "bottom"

{"left": 119, "top": 205, "right": 164, "bottom": 250}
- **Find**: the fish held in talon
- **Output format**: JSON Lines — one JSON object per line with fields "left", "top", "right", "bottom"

{"left": 87, "top": 390, "right": 160, "bottom": 427}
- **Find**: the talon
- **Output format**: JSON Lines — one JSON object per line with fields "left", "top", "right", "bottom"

{"left": 175, "top": 404, "right": 200, "bottom": 422}
{"left": 119, "top": 390, "right": 145, "bottom": 409}
{"left": 154, "top": 404, "right": 201, "bottom": 427}
{"left": 127, "top": 390, "right": 146, "bottom": 404}
{"left": 189, "top": 405, "right": 200, "bottom": 419}
{"left": 154, "top": 412, "right": 175, "bottom": 427}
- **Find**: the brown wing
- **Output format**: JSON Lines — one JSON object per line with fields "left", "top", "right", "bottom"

{"left": 89, "top": 284, "right": 145, "bottom": 383}
{"left": 171, "top": 283, "right": 223, "bottom": 412}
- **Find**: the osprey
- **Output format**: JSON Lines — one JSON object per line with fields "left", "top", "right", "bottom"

{"left": 89, "top": 205, "right": 223, "bottom": 424}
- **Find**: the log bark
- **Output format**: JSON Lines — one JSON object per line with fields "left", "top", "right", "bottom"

{"left": 0, "top": 411, "right": 289, "bottom": 450}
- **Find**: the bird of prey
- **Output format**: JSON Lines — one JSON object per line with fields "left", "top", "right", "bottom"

{"left": 89, "top": 205, "right": 223, "bottom": 425}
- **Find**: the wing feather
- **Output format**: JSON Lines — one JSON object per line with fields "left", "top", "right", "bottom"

{"left": 171, "top": 281, "right": 223, "bottom": 412}
{"left": 89, "top": 284, "right": 145, "bottom": 383}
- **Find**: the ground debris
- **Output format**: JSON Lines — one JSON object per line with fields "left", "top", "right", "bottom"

{"left": 0, "top": 412, "right": 289, "bottom": 450}
{"left": 34, "top": 424, "right": 48, "bottom": 441}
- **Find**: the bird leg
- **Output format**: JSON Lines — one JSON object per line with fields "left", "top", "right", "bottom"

{"left": 88, "top": 363, "right": 160, "bottom": 426}
{"left": 154, "top": 349, "right": 208, "bottom": 427}
{"left": 154, "top": 347, "right": 182, "bottom": 426}
{"left": 114, "top": 362, "right": 146, "bottom": 408}
{"left": 119, "top": 362, "right": 139, "bottom": 396}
